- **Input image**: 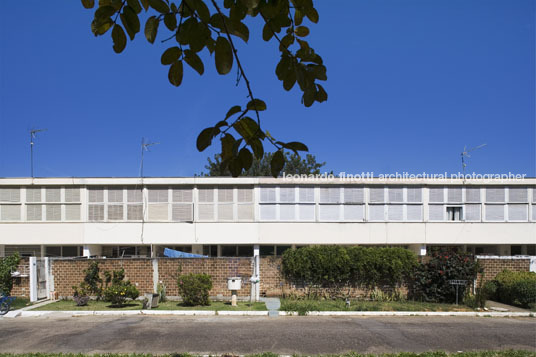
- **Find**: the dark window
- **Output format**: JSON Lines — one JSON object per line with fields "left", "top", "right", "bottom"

{"left": 62, "top": 246, "right": 79, "bottom": 257}
{"left": 45, "top": 246, "right": 61, "bottom": 257}
{"left": 446, "top": 207, "right": 462, "bottom": 221}
{"left": 511, "top": 245, "right": 522, "bottom": 256}
{"left": 203, "top": 245, "right": 218, "bottom": 257}
{"left": 237, "top": 245, "right": 253, "bottom": 257}
{"left": 221, "top": 245, "right": 237, "bottom": 257}
{"left": 276, "top": 245, "right": 291, "bottom": 256}
{"left": 260, "top": 245, "right": 275, "bottom": 256}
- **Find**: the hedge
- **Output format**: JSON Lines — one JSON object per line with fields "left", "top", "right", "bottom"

{"left": 486, "top": 270, "right": 536, "bottom": 308}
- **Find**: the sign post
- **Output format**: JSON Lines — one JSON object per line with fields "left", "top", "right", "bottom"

{"left": 449, "top": 279, "right": 468, "bottom": 305}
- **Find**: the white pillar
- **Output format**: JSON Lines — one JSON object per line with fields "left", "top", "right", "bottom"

{"left": 44, "top": 257, "right": 53, "bottom": 299}
{"left": 152, "top": 258, "right": 159, "bottom": 293}
{"left": 254, "top": 244, "right": 260, "bottom": 302}
{"left": 29, "top": 257, "right": 38, "bottom": 302}
{"left": 40, "top": 245, "right": 45, "bottom": 258}
{"left": 82, "top": 245, "right": 102, "bottom": 257}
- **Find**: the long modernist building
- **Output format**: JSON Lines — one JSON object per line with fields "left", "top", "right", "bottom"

{"left": 0, "top": 177, "right": 535, "bottom": 258}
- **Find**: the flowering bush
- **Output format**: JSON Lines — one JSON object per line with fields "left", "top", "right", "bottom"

{"left": 0, "top": 253, "right": 20, "bottom": 296}
{"left": 408, "top": 250, "right": 479, "bottom": 303}
{"left": 177, "top": 273, "right": 212, "bottom": 306}
{"left": 102, "top": 268, "right": 139, "bottom": 307}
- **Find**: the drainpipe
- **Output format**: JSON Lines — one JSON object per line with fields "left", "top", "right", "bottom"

{"left": 250, "top": 245, "right": 260, "bottom": 302}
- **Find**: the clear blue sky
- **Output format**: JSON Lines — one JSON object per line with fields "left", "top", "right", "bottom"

{"left": 0, "top": 0, "right": 534, "bottom": 177}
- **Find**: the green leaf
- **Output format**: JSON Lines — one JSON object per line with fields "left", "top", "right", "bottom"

{"left": 262, "top": 22, "right": 273, "bottom": 41}
{"left": 283, "top": 68, "right": 296, "bottom": 91}
{"left": 305, "top": 7, "right": 319, "bottom": 23}
{"left": 140, "top": 0, "right": 149, "bottom": 10}
{"left": 91, "top": 17, "right": 113, "bottom": 36}
{"left": 81, "top": 0, "right": 95, "bottom": 9}
{"left": 294, "top": 9, "right": 304, "bottom": 26}
{"left": 233, "top": 117, "right": 259, "bottom": 142}
{"left": 239, "top": 0, "right": 260, "bottom": 10}
{"left": 192, "top": 0, "right": 211, "bottom": 23}
{"left": 95, "top": 5, "right": 116, "bottom": 18}
{"left": 111, "top": 25, "right": 127, "bottom": 53}
{"left": 313, "top": 64, "right": 327, "bottom": 81}
{"left": 238, "top": 148, "right": 253, "bottom": 171}
{"left": 228, "top": 157, "right": 242, "bottom": 177}
{"left": 221, "top": 134, "right": 235, "bottom": 161}
{"left": 144, "top": 16, "right": 159, "bottom": 43}
{"left": 270, "top": 150, "right": 285, "bottom": 177}
{"left": 284, "top": 141, "right": 309, "bottom": 152}
{"left": 163, "top": 13, "right": 177, "bottom": 31}
{"left": 148, "top": 0, "right": 169, "bottom": 13}
{"left": 184, "top": 50, "right": 204, "bottom": 75}
{"left": 294, "top": 26, "right": 309, "bottom": 37}
{"left": 189, "top": 22, "right": 209, "bottom": 53}
{"left": 161, "top": 47, "right": 182, "bottom": 65}
{"left": 168, "top": 60, "right": 183, "bottom": 87}
{"left": 302, "top": 87, "right": 315, "bottom": 107}
{"left": 225, "top": 105, "right": 242, "bottom": 119}
{"left": 215, "top": 36, "right": 233, "bottom": 75}
{"left": 121, "top": 6, "right": 140, "bottom": 40}
{"left": 197, "top": 127, "right": 215, "bottom": 152}
{"left": 127, "top": 0, "right": 142, "bottom": 13}
{"left": 315, "top": 84, "right": 328, "bottom": 102}
{"left": 250, "top": 139, "right": 264, "bottom": 159}
{"left": 246, "top": 98, "right": 266, "bottom": 111}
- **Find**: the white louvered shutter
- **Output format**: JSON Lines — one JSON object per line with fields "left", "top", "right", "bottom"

{"left": 485, "top": 205, "right": 504, "bottom": 221}
{"left": 127, "top": 204, "right": 143, "bottom": 220}
{"left": 508, "top": 188, "right": 527, "bottom": 203}
{"left": 533, "top": 188, "right": 536, "bottom": 203}
{"left": 26, "top": 188, "right": 41, "bottom": 202}
{"left": 148, "top": 204, "right": 168, "bottom": 220}
{"left": 279, "top": 187, "right": 295, "bottom": 203}
{"left": 532, "top": 206, "right": 536, "bottom": 221}
{"left": 237, "top": 188, "right": 253, "bottom": 202}
{"left": 1, "top": 205, "right": 20, "bottom": 220}
{"left": 260, "top": 205, "right": 276, "bottom": 220}
{"left": 88, "top": 188, "right": 104, "bottom": 202}
{"left": 108, "top": 188, "right": 123, "bottom": 203}
{"left": 46, "top": 188, "right": 61, "bottom": 202}
{"left": 0, "top": 188, "right": 20, "bottom": 202}
{"left": 344, "top": 187, "right": 364, "bottom": 203}
{"left": 198, "top": 188, "right": 215, "bottom": 202}
{"left": 127, "top": 189, "right": 143, "bottom": 202}
{"left": 88, "top": 205, "right": 104, "bottom": 221}
{"left": 428, "top": 205, "right": 444, "bottom": 221}
{"left": 319, "top": 205, "right": 339, "bottom": 221}
{"left": 486, "top": 188, "right": 505, "bottom": 203}
{"left": 65, "top": 188, "right": 80, "bottom": 202}
{"left": 218, "top": 188, "right": 234, "bottom": 202}
{"left": 27, "top": 205, "right": 42, "bottom": 221}
{"left": 65, "top": 205, "right": 81, "bottom": 220}
{"left": 429, "top": 188, "right": 444, "bottom": 203}
{"left": 448, "top": 187, "right": 462, "bottom": 203}
{"left": 320, "top": 187, "right": 340, "bottom": 203}
{"left": 344, "top": 205, "right": 363, "bottom": 221}
{"left": 369, "top": 188, "right": 384, "bottom": 203}
{"left": 173, "top": 188, "right": 193, "bottom": 202}
{"left": 368, "top": 205, "right": 385, "bottom": 221}
{"left": 406, "top": 205, "right": 422, "bottom": 221}
{"left": 260, "top": 187, "right": 276, "bottom": 202}
{"left": 173, "top": 204, "right": 193, "bottom": 221}
{"left": 198, "top": 204, "right": 215, "bottom": 220}
{"left": 465, "top": 187, "right": 480, "bottom": 203}
{"left": 508, "top": 204, "right": 527, "bottom": 221}
{"left": 218, "top": 204, "right": 234, "bottom": 220}
{"left": 464, "top": 204, "right": 481, "bottom": 221}
{"left": 388, "top": 205, "right": 403, "bottom": 221}
{"left": 388, "top": 187, "right": 403, "bottom": 203}
{"left": 46, "top": 205, "right": 61, "bottom": 221}
{"left": 298, "top": 205, "right": 315, "bottom": 221}
{"left": 279, "top": 205, "right": 295, "bottom": 220}
{"left": 237, "top": 204, "right": 254, "bottom": 220}
{"left": 407, "top": 188, "right": 422, "bottom": 203}
{"left": 298, "top": 187, "right": 314, "bottom": 202}
{"left": 107, "top": 205, "right": 124, "bottom": 220}
{"left": 149, "top": 188, "right": 168, "bottom": 203}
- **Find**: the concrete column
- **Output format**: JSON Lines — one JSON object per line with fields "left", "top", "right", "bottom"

{"left": 152, "top": 258, "right": 159, "bottom": 293}
{"left": 217, "top": 245, "right": 222, "bottom": 257}
{"left": 521, "top": 245, "right": 528, "bottom": 255}
{"left": 82, "top": 245, "right": 102, "bottom": 257}
{"left": 192, "top": 244, "right": 203, "bottom": 255}
{"left": 29, "top": 257, "right": 37, "bottom": 302}
{"left": 150, "top": 245, "right": 158, "bottom": 258}
{"left": 40, "top": 245, "right": 45, "bottom": 258}
{"left": 44, "top": 257, "right": 54, "bottom": 299}
{"left": 254, "top": 244, "right": 260, "bottom": 302}
{"left": 0, "top": 245, "right": 5, "bottom": 257}
{"left": 498, "top": 245, "right": 510, "bottom": 256}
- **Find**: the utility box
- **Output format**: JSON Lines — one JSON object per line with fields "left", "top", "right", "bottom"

{"left": 227, "top": 277, "right": 242, "bottom": 290}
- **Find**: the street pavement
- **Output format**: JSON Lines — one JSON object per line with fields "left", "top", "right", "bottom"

{"left": 0, "top": 315, "right": 534, "bottom": 354}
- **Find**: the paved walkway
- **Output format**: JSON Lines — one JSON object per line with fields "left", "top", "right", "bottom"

{"left": 260, "top": 297, "right": 281, "bottom": 317}
{"left": 0, "top": 315, "right": 534, "bottom": 354}
{"left": 486, "top": 300, "right": 531, "bottom": 312}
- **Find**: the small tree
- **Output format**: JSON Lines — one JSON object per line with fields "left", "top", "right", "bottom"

{"left": 102, "top": 268, "right": 140, "bottom": 307}
{"left": 178, "top": 273, "right": 213, "bottom": 306}
{"left": 83, "top": 261, "right": 103, "bottom": 299}
{"left": 0, "top": 253, "right": 21, "bottom": 296}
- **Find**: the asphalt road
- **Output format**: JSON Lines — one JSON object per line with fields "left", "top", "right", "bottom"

{"left": 0, "top": 315, "right": 535, "bottom": 354}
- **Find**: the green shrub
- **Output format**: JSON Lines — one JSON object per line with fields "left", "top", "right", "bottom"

{"left": 83, "top": 261, "right": 103, "bottom": 299}
{"left": 482, "top": 280, "right": 498, "bottom": 301}
{"left": 493, "top": 270, "right": 536, "bottom": 307}
{"left": 408, "top": 250, "right": 479, "bottom": 303}
{"left": 511, "top": 279, "right": 536, "bottom": 307}
{"left": 102, "top": 268, "right": 139, "bottom": 307}
{"left": 178, "top": 273, "right": 213, "bottom": 306}
{"left": 281, "top": 246, "right": 417, "bottom": 298}
{"left": 0, "top": 253, "right": 21, "bottom": 296}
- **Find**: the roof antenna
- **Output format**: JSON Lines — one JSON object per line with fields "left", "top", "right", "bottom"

{"left": 139, "top": 138, "right": 159, "bottom": 253}
{"left": 30, "top": 128, "right": 47, "bottom": 178}
{"left": 461, "top": 143, "right": 486, "bottom": 180}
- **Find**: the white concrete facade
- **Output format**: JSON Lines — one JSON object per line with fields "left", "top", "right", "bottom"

{"left": 1, "top": 177, "right": 535, "bottom": 257}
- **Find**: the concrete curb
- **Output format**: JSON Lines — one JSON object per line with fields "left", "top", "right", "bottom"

{"left": 6, "top": 310, "right": 272, "bottom": 317}
{"left": 217, "top": 310, "right": 268, "bottom": 316}
{"left": 279, "top": 311, "right": 535, "bottom": 317}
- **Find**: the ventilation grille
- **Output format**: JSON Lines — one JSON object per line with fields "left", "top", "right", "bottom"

{"left": 485, "top": 205, "right": 504, "bottom": 221}
{"left": 26, "top": 188, "right": 41, "bottom": 202}
{"left": 406, "top": 205, "right": 422, "bottom": 221}
{"left": 465, "top": 187, "right": 480, "bottom": 203}
{"left": 344, "top": 188, "right": 364, "bottom": 203}
{"left": 508, "top": 204, "right": 527, "bottom": 221}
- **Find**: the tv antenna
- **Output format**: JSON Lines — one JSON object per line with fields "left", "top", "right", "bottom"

{"left": 30, "top": 128, "right": 47, "bottom": 178}
{"left": 461, "top": 143, "right": 486, "bottom": 176}
{"left": 140, "top": 138, "right": 160, "bottom": 178}
{"left": 139, "top": 138, "right": 159, "bottom": 250}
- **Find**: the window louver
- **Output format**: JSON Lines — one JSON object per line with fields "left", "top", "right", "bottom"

{"left": 406, "top": 188, "right": 422, "bottom": 203}
{"left": 218, "top": 188, "right": 234, "bottom": 203}
{"left": 279, "top": 187, "right": 295, "bottom": 202}
{"left": 465, "top": 187, "right": 480, "bottom": 202}
{"left": 319, "top": 205, "right": 339, "bottom": 221}
{"left": 406, "top": 205, "right": 422, "bottom": 221}
{"left": 508, "top": 204, "right": 527, "bottom": 221}
{"left": 148, "top": 189, "right": 168, "bottom": 203}
{"left": 218, "top": 204, "right": 234, "bottom": 220}
{"left": 108, "top": 188, "right": 123, "bottom": 203}
{"left": 237, "top": 188, "right": 253, "bottom": 202}
{"left": 65, "top": 205, "right": 81, "bottom": 221}
{"left": 64, "top": 188, "right": 80, "bottom": 202}
{"left": 344, "top": 205, "right": 363, "bottom": 221}
{"left": 429, "top": 188, "right": 444, "bottom": 203}
{"left": 0, "top": 205, "right": 20, "bottom": 220}
{"left": 298, "top": 187, "right": 314, "bottom": 202}
{"left": 88, "top": 188, "right": 104, "bottom": 202}
{"left": 448, "top": 187, "right": 462, "bottom": 203}
{"left": 0, "top": 188, "right": 20, "bottom": 202}
{"left": 127, "top": 204, "right": 143, "bottom": 220}
{"left": 237, "top": 204, "right": 254, "bottom": 220}
{"left": 198, "top": 204, "right": 215, "bottom": 220}
{"left": 46, "top": 188, "right": 61, "bottom": 202}
{"left": 172, "top": 204, "right": 193, "bottom": 221}
{"left": 320, "top": 187, "right": 340, "bottom": 203}
{"left": 369, "top": 188, "right": 384, "bottom": 203}
{"left": 46, "top": 205, "right": 61, "bottom": 221}
{"left": 428, "top": 205, "right": 444, "bottom": 220}
{"left": 148, "top": 203, "right": 168, "bottom": 221}
{"left": 260, "top": 187, "right": 276, "bottom": 202}
{"left": 127, "top": 189, "right": 143, "bottom": 202}
{"left": 279, "top": 205, "right": 295, "bottom": 220}
{"left": 26, "top": 188, "right": 41, "bottom": 202}
{"left": 344, "top": 187, "right": 364, "bottom": 203}
{"left": 486, "top": 188, "right": 505, "bottom": 203}
{"left": 508, "top": 188, "right": 527, "bottom": 203}
{"left": 107, "top": 205, "right": 124, "bottom": 220}
{"left": 388, "top": 205, "right": 403, "bottom": 221}
{"left": 368, "top": 205, "right": 385, "bottom": 221}
{"left": 388, "top": 188, "right": 403, "bottom": 203}
{"left": 260, "top": 205, "right": 276, "bottom": 220}
{"left": 298, "top": 204, "right": 315, "bottom": 220}
{"left": 27, "top": 205, "right": 42, "bottom": 221}
{"left": 464, "top": 204, "right": 481, "bottom": 221}
{"left": 88, "top": 205, "right": 104, "bottom": 221}
{"left": 485, "top": 204, "right": 504, "bottom": 221}
{"left": 172, "top": 188, "right": 193, "bottom": 203}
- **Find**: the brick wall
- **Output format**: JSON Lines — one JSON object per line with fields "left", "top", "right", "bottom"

{"left": 11, "top": 258, "right": 30, "bottom": 297}
{"left": 476, "top": 256, "right": 532, "bottom": 284}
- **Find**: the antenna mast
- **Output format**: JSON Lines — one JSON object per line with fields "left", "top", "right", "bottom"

{"left": 461, "top": 143, "right": 487, "bottom": 178}
{"left": 139, "top": 138, "right": 160, "bottom": 254}
{"left": 30, "top": 129, "right": 47, "bottom": 178}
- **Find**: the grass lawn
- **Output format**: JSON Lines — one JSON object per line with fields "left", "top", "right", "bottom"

{"left": 0, "top": 351, "right": 534, "bottom": 357}
{"left": 9, "top": 297, "right": 32, "bottom": 310}
{"left": 31, "top": 299, "right": 266, "bottom": 311}
{"left": 280, "top": 298, "right": 474, "bottom": 314}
